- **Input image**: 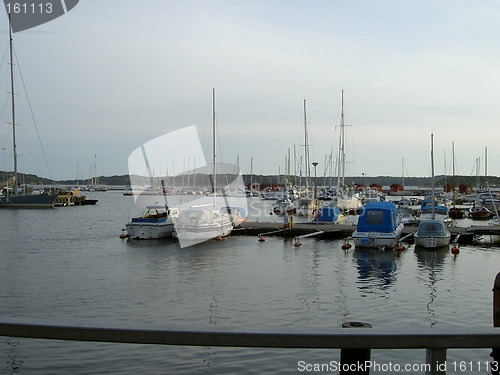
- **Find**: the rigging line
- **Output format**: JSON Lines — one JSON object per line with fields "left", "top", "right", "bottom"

{"left": 13, "top": 45, "right": 52, "bottom": 179}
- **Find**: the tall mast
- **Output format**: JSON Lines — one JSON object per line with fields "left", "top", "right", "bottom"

{"left": 337, "top": 90, "right": 346, "bottom": 195}
{"left": 485, "top": 146, "right": 488, "bottom": 186}
{"left": 431, "top": 134, "right": 435, "bottom": 219}
{"left": 250, "top": 157, "right": 253, "bottom": 190}
{"left": 303, "top": 99, "right": 310, "bottom": 188}
{"left": 401, "top": 158, "right": 404, "bottom": 187}
{"left": 212, "top": 88, "right": 216, "bottom": 197}
{"left": 9, "top": 16, "right": 18, "bottom": 194}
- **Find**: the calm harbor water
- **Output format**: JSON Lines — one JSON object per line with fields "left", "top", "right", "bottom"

{"left": 1, "top": 191, "right": 499, "bottom": 374}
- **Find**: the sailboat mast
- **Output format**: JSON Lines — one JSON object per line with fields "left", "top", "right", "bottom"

{"left": 9, "top": 17, "right": 18, "bottom": 194}
{"left": 431, "top": 134, "right": 435, "bottom": 219}
{"left": 303, "top": 99, "right": 310, "bottom": 188}
{"left": 337, "top": 90, "right": 346, "bottom": 194}
{"left": 212, "top": 88, "right": 216, "bottom": 196}
{"left": 250, "top": 156, "right": 253, "bottom": 190}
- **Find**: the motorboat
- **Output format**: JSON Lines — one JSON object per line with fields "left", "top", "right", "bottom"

{"left": 414, "top": 219, "right": 451, "bottom": 248}
{"left": 352, "top": 201, "right": 404, "bottom": 249}
{"left": 125, "top": 206, "right": 178, "bottom": 239}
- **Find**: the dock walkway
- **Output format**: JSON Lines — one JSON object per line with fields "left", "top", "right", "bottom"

{"left": 234, "top": 221, "right": 479, "bottom": 242}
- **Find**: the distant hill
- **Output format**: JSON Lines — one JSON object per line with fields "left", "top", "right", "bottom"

{"left": 1, "top": 171, "right": 498, "bottom": 188}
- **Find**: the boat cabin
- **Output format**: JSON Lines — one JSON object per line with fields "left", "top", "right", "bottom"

{"left": 416, "top": 219, "right": 448, "bottom": 237}
{"left": 356, "top": 201, "right": 400, "bottom": 233}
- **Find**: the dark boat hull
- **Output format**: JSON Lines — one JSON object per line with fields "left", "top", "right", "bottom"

{"left": 0, "top": 194, "right": 57, "bottom": 208}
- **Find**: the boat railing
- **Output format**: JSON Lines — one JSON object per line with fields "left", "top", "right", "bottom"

{"left": 1, "top": 321, "right": 499, "bottom": 375}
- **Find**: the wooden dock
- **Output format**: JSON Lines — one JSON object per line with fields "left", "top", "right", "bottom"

{"left": 234, "top": 221, "right": 479, "bottom": 243}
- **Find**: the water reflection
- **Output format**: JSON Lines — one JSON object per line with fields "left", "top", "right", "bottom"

{"left": 414, "top": 245, "right": 448, "bottom": 326}
{"left": 352, "top": 248, "right": 399, "bottom": 291}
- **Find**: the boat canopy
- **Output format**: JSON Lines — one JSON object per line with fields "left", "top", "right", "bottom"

{"left": 356, "top": 202, "right": 399, "bottom": 233}
{"left": 417, "top": 219, "right": 448, "bottom": 237}
{"left": 420, "top": 199, "right": 449, "bottom": 215}
{"left": 317, "top": 206, "right": 341, "bottom": 222}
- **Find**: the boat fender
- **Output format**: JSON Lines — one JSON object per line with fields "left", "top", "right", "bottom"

{"left": 341, "top": 243, "right": 352, "bottom": 250}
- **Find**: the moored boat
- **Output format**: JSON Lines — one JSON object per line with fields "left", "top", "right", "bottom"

{"left": 175, "top": 204, "right": 235, "bottom": 242}
{"left": 469, "top": 204, "right": 493, "bottom": 219}
{"left": 352, "top": 201, "right": 404, "bottom": 249}
{"left": 414, "top": 219, "right": 451, "bottom": 248}
{"left": 125, "top": 206, "right": 177, "bottom": 239}
{"left": 414, "top": 134, "right": 451, "bottom": 249}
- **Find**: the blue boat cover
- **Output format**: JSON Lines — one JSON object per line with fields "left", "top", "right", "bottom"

{"left": 417, "top": 219, "right": 448, "bottom": 236}
{"left": 356, "top": 202, "right": 398, "bottom": 233}
{"left": 420, "top": 199, "right": 449, "bottom": 215}
{"left": 317, "top": 206, "right": 341, "bottom": 222}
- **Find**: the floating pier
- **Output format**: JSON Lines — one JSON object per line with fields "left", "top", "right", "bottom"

{"left": 234, "top": 221, "right": 477, "bottom": 243}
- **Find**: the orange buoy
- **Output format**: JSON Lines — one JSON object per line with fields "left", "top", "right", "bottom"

{"left": 341, "top": 243, "right": 352, "bottom": 250}
{"left": 119, "top": 234, "right": 128, "bottom": 239}
{"left": 395, "top": 245, "right": 405, "bottom": 252}
{"left": 214, "top": 236, "right": 223, "bottom": 240}
{"left": 258, "top": 236, "right": 265, "bottom": 242}
{"left": 451, "top": 246, "right": 459, "bottom": 254}
{"left": 293, "top": 241, "right": 302, "bottom": 247}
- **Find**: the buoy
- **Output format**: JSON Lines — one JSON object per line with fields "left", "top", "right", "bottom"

{"left": 341, "top": 243, "right": 352, "bottom": 250}
{"left": 293, "top": 241, "right": 302, "bottom": 247}
{"left": 258, "top": 236, "right": 265, "bottom": 242}
{"left": 395, "top": 245, "right": 405, "bottom": 252}
{"left": 269, "top": 212, "right": 273, "bottom": 215}
{"left": 119, "top": 229, "right": 128, "bottom": 239}
{"left": 451, "top": 245, "right": 459, "bottom": 254}
{"left": 214, "top": 236, "right": 223, "bottom": 240}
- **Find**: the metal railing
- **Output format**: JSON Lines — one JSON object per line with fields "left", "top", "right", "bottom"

{"left": 1, "top": 321, "right": 500, "bottom": 375}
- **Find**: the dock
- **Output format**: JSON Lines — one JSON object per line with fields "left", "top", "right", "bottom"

{"left": 234, "top": 221, "right": 479, "bottom": 243}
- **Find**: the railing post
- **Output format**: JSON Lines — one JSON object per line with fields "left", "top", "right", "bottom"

{"left": 491, "top": 272, "right": 500, "bottom": 375}
{"left": 340, "top": 322, "right": 372, "bottom": 375}
{"left": 426, "top": 348, "right": 447, "bottom": 375}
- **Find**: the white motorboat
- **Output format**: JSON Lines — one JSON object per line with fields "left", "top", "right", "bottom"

{"left": 352, "top": 201, "right": 404, "bottom": 249}
{"left": 125, "top": 206, "right": 177, "bottom": 239}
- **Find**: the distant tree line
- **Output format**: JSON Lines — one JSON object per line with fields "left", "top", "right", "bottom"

{"left": 1, "top": 171, "right": 499, "bottom": 188}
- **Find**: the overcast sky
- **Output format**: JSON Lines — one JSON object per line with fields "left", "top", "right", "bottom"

{"left": 0, "top": 0, "right": 499, "bottom": 181}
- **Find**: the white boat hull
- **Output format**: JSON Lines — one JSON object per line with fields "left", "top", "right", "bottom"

{"left": 126, "top": 222, "right": 174, "bottom": 239}
{"left": 414, "top": 234, "right": 451, "bottom": 248}
{"left": 175, "top": 222, "right": 233, "bottom": 241}
{"left": 352, "top": 224, "right": 404, "bottom": 249}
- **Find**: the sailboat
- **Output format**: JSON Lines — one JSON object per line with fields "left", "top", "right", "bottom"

{"left": 175, "top": 89, "right": 237, "bottom": 244}
{"left": 294, "top": 99, "right": 317, "bottom": 217}
{"left": 334, "top": 90, "right": 362, "bottom": 213}
{"left": 414, "top": 134, "right": 451, "bottom": 249}
{"left": 0, "top": 18, "right": 57, "bottom": 208}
